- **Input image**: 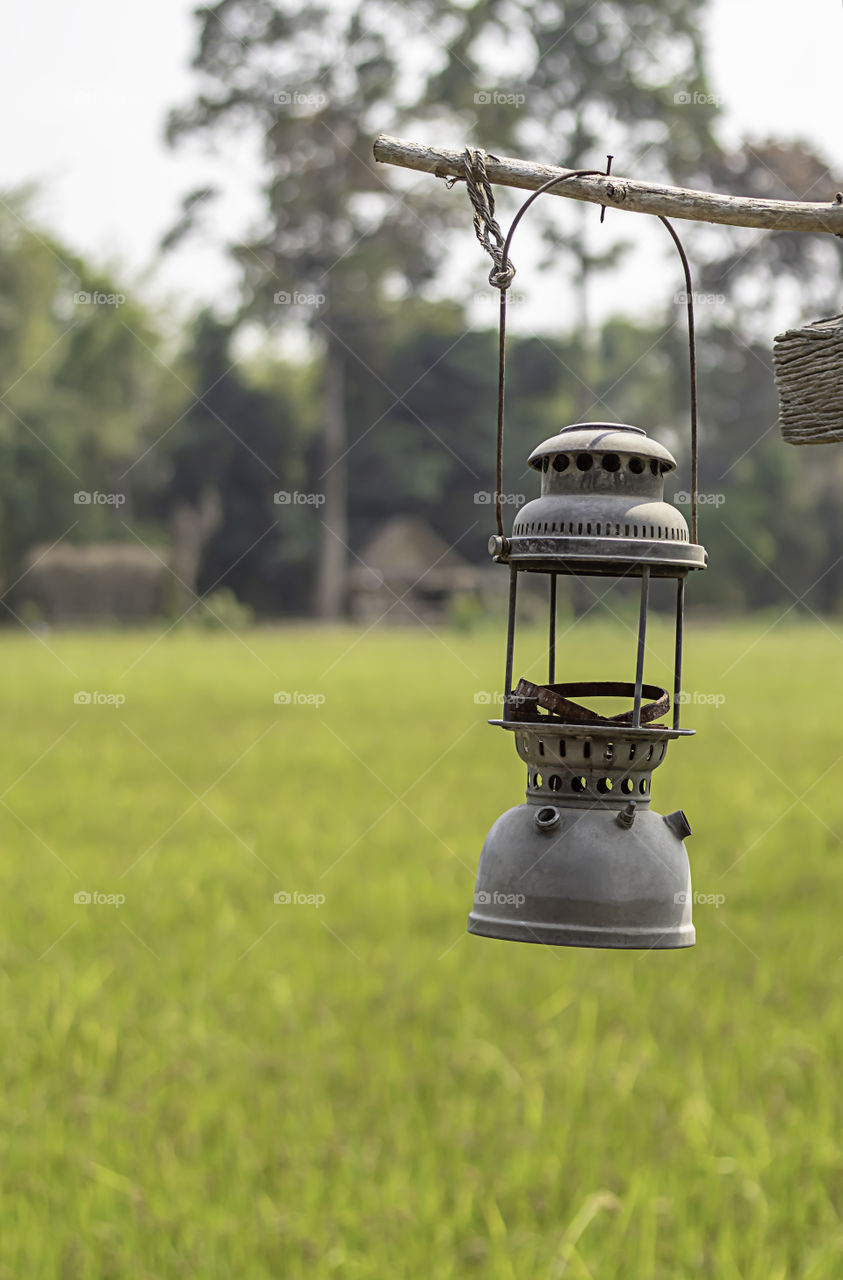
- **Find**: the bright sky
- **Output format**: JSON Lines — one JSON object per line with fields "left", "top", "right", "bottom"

{"left": 1, "top": 0, "right": 841, "bottom": 333}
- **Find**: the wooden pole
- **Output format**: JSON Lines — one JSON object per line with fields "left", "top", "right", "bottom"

{"left": 373, "top": 134, "right": 843, "bottom": 236}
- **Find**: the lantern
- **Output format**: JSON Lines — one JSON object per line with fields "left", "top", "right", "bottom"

{"left": 453, "top": 161, "right": 709, "bottom": 949}
{"left": 467, "top": 421, "right": 707, "bottom": 949}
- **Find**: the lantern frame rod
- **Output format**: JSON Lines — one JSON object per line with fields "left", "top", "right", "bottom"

{"left": 373, "top": 135, "right": 843, "bottom": 235}
{"left": 548, "top": 574, "right": 557, "bottom": 685}
{"left": 632, "top": 567, "right": 650, "bottom": 729}
{"left": 673, "top": 577, "right": 686, "bottom": 731}
{"left": 504, "top": 564, "right": 518, "bottom": 701}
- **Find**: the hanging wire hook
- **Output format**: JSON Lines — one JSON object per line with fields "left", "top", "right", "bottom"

{"left": 462, "top": 151, "right": 700, "bottom": 544}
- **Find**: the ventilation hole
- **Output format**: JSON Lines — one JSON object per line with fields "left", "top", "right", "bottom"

{"left": 639, "top": 779, "right": 648, "bottom": 794}
{"left": 650, "top": 459, "right": 659, "bottom": 475}
{"left": 621, "top": 777, "right": 634, "bottom": 795}
{"left": 604, "top": 742, "right": 614, "bottom": 762}
{"left": 629, "top": 744, "right": 636, "bottom": 760}
{"left": 583, "top": 741, "right": 591, "bottom": 760}
{"left": 553, "top": 454, "right": 569, "bottom": 472}
{"left": 657, "top": 526, "right": 662, "bottom": 539}
{"left": 559, "top": 740, "right": 566, "bottom": 758}
{"left": 602, "top": 452, "right": 620, "bottom": 472}
{"left": 542, "top": 456, "right": 549, "bottom": 472}
{"left": 615, "top": 523, "right": 621, "bottom": 536}
{"left": 538, "top": 740, "right": 545, "bottom": 756}
{"left": 576, "top": 453, "right": 594, "bottom": 472}
{"left": 633, "top": 525, "right": 638, "bottom": 537}
{"left": 571, "top": 776, "right": 587, "bottom": 793}
{"left": 624, "top": 524, "right": 630, "bottom": 536}
{"left": 578, "top": 522, "right": 583, "bottom": 535}
{"left": 596, "top": 523, "right": 602, "bottom": 535}
{"left": 549, "top": 774, "right": 561, "bottom": 792}
{"left": 629, "top": 456, "right": 645, "bottom": 474}
{"left": 645, "top": 745, "right": 653, "bottom": 761}
{"left": 587, "top": 523, "right": 592, "bottom": 535}
{"left": 597, "top": 777, "right": 613, "bottom": 794}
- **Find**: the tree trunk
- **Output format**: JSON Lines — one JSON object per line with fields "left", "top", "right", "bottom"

{"left": 314, "top": 335, "right": 348, "bottom": 619}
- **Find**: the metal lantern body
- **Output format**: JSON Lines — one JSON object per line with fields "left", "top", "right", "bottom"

{"left": 468, "top": 423, "right": 707, "bottom": 950}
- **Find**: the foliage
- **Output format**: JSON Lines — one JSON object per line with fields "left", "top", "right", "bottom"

{"left": 0, "top": 195, "right": 167, "bottom": 591}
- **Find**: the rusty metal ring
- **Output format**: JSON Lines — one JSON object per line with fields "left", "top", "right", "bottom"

{"left": 508, "top": 678, "right": 669, "bottom": 726}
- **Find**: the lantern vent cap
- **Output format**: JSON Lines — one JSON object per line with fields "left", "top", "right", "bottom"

{"left": 528, "top": 423, "right": 677, "bottom": 474}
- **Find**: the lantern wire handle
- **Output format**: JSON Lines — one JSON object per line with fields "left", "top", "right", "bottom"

{"left": 464, "top": 154, "right": 700, "bottom": 545}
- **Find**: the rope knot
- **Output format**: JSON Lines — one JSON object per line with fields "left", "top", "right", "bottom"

{"left": 463, "top": 147, "right": 516, "bottom": 292}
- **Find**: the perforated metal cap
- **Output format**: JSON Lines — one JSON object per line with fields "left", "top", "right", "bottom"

{"left": 490, "top": 422, "right": 706, "bottom": 576}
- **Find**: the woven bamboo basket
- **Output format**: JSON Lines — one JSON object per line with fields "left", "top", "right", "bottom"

{"left": 773, "top": 314, "right": 843, "bottom": 445}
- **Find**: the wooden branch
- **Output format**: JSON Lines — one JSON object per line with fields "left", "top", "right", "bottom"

{"left": 373, "top": 134, "right": 843, "bottom": 236}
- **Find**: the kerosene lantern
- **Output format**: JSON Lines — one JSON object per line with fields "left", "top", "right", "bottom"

{"left": 462, "top": 166, "right": 708, "bottom": 949}
{"left": 468, "top": 422, "right": 707, "bottom": 949}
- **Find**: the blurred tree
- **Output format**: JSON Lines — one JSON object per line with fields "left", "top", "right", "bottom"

{"left": 0, "top": 194, "right": 166, "bottom": 604}
{"left": 167, "top": 0, "right": 722, "bottom": 617}
{"left": 698, "top": 137, "right": 843, "bottom": 323}
{"left": 167, "top": 0, "right": 465, "bottom": 618}
{"left": 157, "top": 312, "right": 309, "bottom": 614}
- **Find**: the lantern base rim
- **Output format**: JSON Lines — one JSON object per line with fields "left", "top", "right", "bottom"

{"left": 491, "top": 533, "right": 707, "bottom": 575}
{"left": 467, "top": 913, "right": 695, "bottom": 949}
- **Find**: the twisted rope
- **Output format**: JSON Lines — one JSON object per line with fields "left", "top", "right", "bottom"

{"left": 463, "top": 148, "right": 516, "bottom": 290}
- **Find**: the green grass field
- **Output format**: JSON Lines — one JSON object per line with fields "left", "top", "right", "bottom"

{"left": 1, "top": 617, "right": 841, "bottom": 1278}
